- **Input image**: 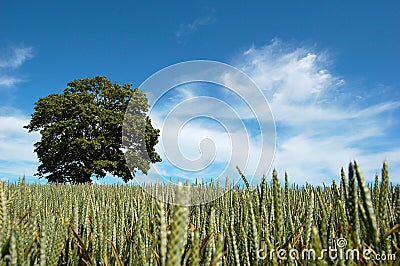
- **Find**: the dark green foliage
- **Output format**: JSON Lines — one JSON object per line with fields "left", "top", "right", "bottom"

{"left": 145, "top": 117, "right": 162, "bottom": 164}
{"left": 25, "top": 76, "right": 161, "bottom": 183}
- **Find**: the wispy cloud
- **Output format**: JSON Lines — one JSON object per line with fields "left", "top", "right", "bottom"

{"left": 0, "top": 114, "right": 40, "bottom": 177}
{"left": 0, "top": 77, "right": 22, "bottom": 87}
{"left": 0, "top": 45, "right": 37, "bottom": 179}
{"left": 147, "top": 39, "right": 400, "bottom": 186}
{"left": 0, "top": 45, "right": 34, "bottom": 88}
{"left": 235, "top": 39, "right": 400, "bottom": 184}
{"left": 175, "top": 10, "right": 216, "bottom": 39}
{"left": 0, "top": 46, "right": 34, "bottom": 69}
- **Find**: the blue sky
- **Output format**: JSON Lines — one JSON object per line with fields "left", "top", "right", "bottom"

{"left": 1, "top": 1, "right": 399, "bottom": 185}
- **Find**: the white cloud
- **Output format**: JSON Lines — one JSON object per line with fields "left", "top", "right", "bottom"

{"left": 0, "top": 46, "right": 34, "bottom": 69}
{"left": 239, "top": 41, "right": 346, "bottom": 123}
{"left": 147, "top": 76, "right": 272, "bottom": 178}
{"left": 0, "top": 77, "right": 22, "bottom": 87}
{"left": 140, "top": 40, "right": 398, "bottom": 186}
{"left": 0, "top": 115, "right": 39, "bottom": 176}
{"left": 235, "top": 39, "right": 400, "bottom": 184}
{"left": 0, "top": 45, "right": 37, "bottom": 178}
{"left": 0, "top": 45, "right": 34, "bottom": 89}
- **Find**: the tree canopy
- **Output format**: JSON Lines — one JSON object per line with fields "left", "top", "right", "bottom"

{"left": 25, "top": 76, "right": 161, "bottom": 183}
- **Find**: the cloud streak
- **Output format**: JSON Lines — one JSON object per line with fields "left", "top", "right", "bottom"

{"left": 0, "top": 115, "right": 40, "bottom": 177}
{"left": 0, "top": 46, "right": 34, "bottom": 69}
{"left": 0, "top": 45, "right": 37, "bottom": 179}
{"left": 0, "top": 77, "right": 22, "bottom": 87}
{"left": 0, "top": 45, "right": 34, "bottom": 88}
{"left": 147, "top": 39, "right": 399, "bottom": 185}
{"left": 175, "top": 10, "right": 216, "bottom": 38}
{"left": 235, "top": 39, "right": 400, "bottom": 184}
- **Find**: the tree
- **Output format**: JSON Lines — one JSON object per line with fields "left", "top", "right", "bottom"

{"left": 25, "top": 76, "right": 161, "bottom": 183}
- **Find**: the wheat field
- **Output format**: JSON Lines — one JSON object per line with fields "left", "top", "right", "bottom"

{"left": 0, "top": 161, "right": 399, "bottom": 265}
